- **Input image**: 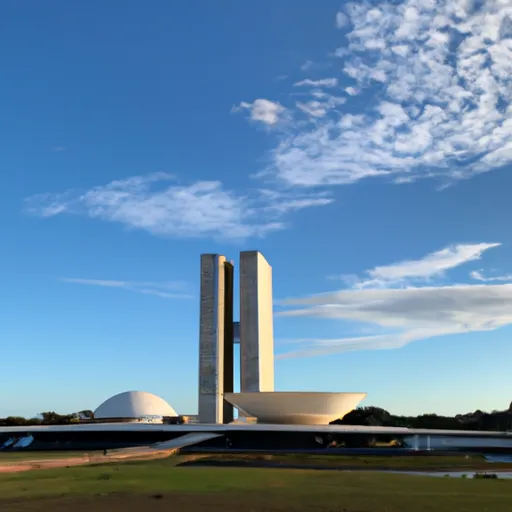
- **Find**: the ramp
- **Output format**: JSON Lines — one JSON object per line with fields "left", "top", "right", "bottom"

{"left": 106, "top": 432, "right": 224, "bottom": 459}
{"left": 151, "top": 432, "right": 223, "bottom": 450}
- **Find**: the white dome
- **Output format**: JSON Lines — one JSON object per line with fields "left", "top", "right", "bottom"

{"left": 94, "top": 391, "right": 178, "bottom": 420}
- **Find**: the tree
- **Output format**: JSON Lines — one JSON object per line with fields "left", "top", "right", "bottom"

{"left": 39, "top": 411, "right": 74, "bottom": 425}
{"left": 77, "top": 410, "right": 94, "bottom": 420}
{"left": 332, "top": 406, "right": 393, "bottom": 426}
{"left": 3, "top": 416, "right": 29, "bottom": 426}
{"left": 329, "top": 402, "right": 512, "bottom": 431}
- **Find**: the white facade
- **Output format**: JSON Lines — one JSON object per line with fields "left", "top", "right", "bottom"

{"left": 94, "top": 391, "right": 178, "bottom": 420}
{"left": 224, "top": 392, "right": 367, "bottom": 425}
{"left": 198, "top": 254, "right": 233, "bottom": 424}
{"left": 239, "top": 251, "right": 275, "bottom": 393}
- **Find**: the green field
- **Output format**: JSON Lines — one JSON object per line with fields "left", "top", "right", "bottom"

{"left": 1, "top": 456, "right": 512, "bottom": 511}
{"left": 183, "top": 452, "right": 512, "bottom": 471}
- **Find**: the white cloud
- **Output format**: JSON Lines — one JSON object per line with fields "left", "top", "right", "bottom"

{"left": 61, "top": 278, "right": 192, "bottom": 299}
{"left": 25, "top": 173, "right": 330, "bottom": 240}
{"left": 245, "top": 1, "right": 512, "bottom": 187}
{"left": 296, "top": 91, "right": 346, "bottom": 118}
{"left": 294, "top": 78, "right": 339, "bottom": 88}
{"left": 62, "top": 278, "right": 128, "bottom": 287}
{"left": 256, "top": 189, "right": 333, "bottom": 214}
{"left": 278, "top": 282, "right": 512, "bottom": 358}
{"left": 333, "top": 47, "right": 350, "bottom": 58}
{"left": 343, "top": 243, "right": 500, "bottom": 288}
{"left": 296, "top": 101, "right": 329, "bottom": 118}
{"left": 300, "top": 60, "right": 313, "bottom": 71}
{"left": 336, "top": 11, "right": 349, "bottom": 29}
{"left": 277, "top": 241, "right": 509, "bottom": 358}
{"left": 345, "top": 86, "right": 359, "bottom": 96}
{"left": 233, "top": 99, "right": 285, "bottom": 125}
{"left": 470, "top": 269, "right": 512, "bottom": 282}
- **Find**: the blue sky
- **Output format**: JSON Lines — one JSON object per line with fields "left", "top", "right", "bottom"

{"left": 2, "top": 0, "right": 512, "bottom": 418}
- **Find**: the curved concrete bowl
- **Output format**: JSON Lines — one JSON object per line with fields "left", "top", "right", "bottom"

{"left": 224, "top": 392, "right": 367, "bottom": 425}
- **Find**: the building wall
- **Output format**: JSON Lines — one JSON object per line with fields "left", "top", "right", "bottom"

{"left": 222, "top": 261, "right": 235, "bottom": 423}
{"left": 239, "top": 251, "right": 275, "bottom": 392}
{"left": 256, "top": 252, "right": 274, "bottom": 391}
{"left": 198, "top": 254, "right": 232, "bottom": 424}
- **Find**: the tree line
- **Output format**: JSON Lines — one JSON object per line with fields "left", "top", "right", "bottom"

{"left": 0, "top": 411, "right": 93, "bottom": 426}
{"left": 332, "top": 402, "right": 512, "bottom": 431}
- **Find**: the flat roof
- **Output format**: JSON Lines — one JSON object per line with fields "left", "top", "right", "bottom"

{"left": 1, "top": 422, "right": 511, "bottom": 438}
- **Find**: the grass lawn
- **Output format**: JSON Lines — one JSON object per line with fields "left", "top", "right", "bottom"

{"left": 182, "top": 452, "right": 512, "bottom": 471}
{"left": 1, "top": 458, "right": 512, "bottom": 511}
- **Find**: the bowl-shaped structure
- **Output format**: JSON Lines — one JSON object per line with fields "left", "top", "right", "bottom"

{"left": 224, "top": 392, "right": 366, "bottom": 425}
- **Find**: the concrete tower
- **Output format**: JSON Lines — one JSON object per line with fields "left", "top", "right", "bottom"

{"left": 198, "top": 254, "right": 234, "bottom": 424}
{"left": 239, "top": 251, "right": 275, "bottom": 392}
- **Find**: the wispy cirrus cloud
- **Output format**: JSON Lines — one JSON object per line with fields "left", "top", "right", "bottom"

{"left": 335, "top": 243, "right": 500, "bottom": 288}
{"left": 295, "top": 91, "right": 347, "bottom": 119}
{"left": 255, "top": 189, "right": 333, "bottom": 214}
{"left": 277, "top": 242, "right": 511, "bottom": 359}
{"left": 278, "top": 283, "right": 512, "bottom": 358}
{"left": 61, "top": 277, "right": 193, "bottom": 299}
{"left": 25, "top": 173, "right": 331, "bottom": 240}
{"left": 470, "top": 269, "right": 512, "bottom": 282}
{"left": 294, "top": 78, "right": 339, "bottom": 88}
{"left": 277, "top": 327, "right": 461, "bottom": 359}
{"left": 240, "top": 1, "right": 512, "bottom": 187}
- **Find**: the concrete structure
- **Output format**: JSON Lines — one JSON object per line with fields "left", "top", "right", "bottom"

{"left": 197, "top": 250, "right": 361, "bottom": 426}
{"left": 1, "top": 422, "right": 509, "bottom": 439}
{"left": 239, "top": 251, "right": 274, "bottom": 392}
{"left": 198, "top": 254, "right": 234, "bottom": 424}
{"left": 224, "top": 392, "right": 367, "bottom": 425}
{"left": 2, "top": 422, "right": 512, "bottom": 447}
{"left": 94, "top": 391, "right": 178, "bottom": 422}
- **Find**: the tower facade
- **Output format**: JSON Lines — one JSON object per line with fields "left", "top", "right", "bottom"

{"left": 198, "top": 254, "right": 234, "bottom": 424}
{"left": 239, "top": 251, "right": 275, "bottom": 392}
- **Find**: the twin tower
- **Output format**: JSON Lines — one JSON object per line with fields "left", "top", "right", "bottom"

{"left": 198, "top": 251, "right": 275, "bottom": 424}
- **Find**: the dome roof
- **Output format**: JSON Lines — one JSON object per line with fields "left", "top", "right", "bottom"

{"left": 94, "top": 391, "right": 178, "bottom": 419}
